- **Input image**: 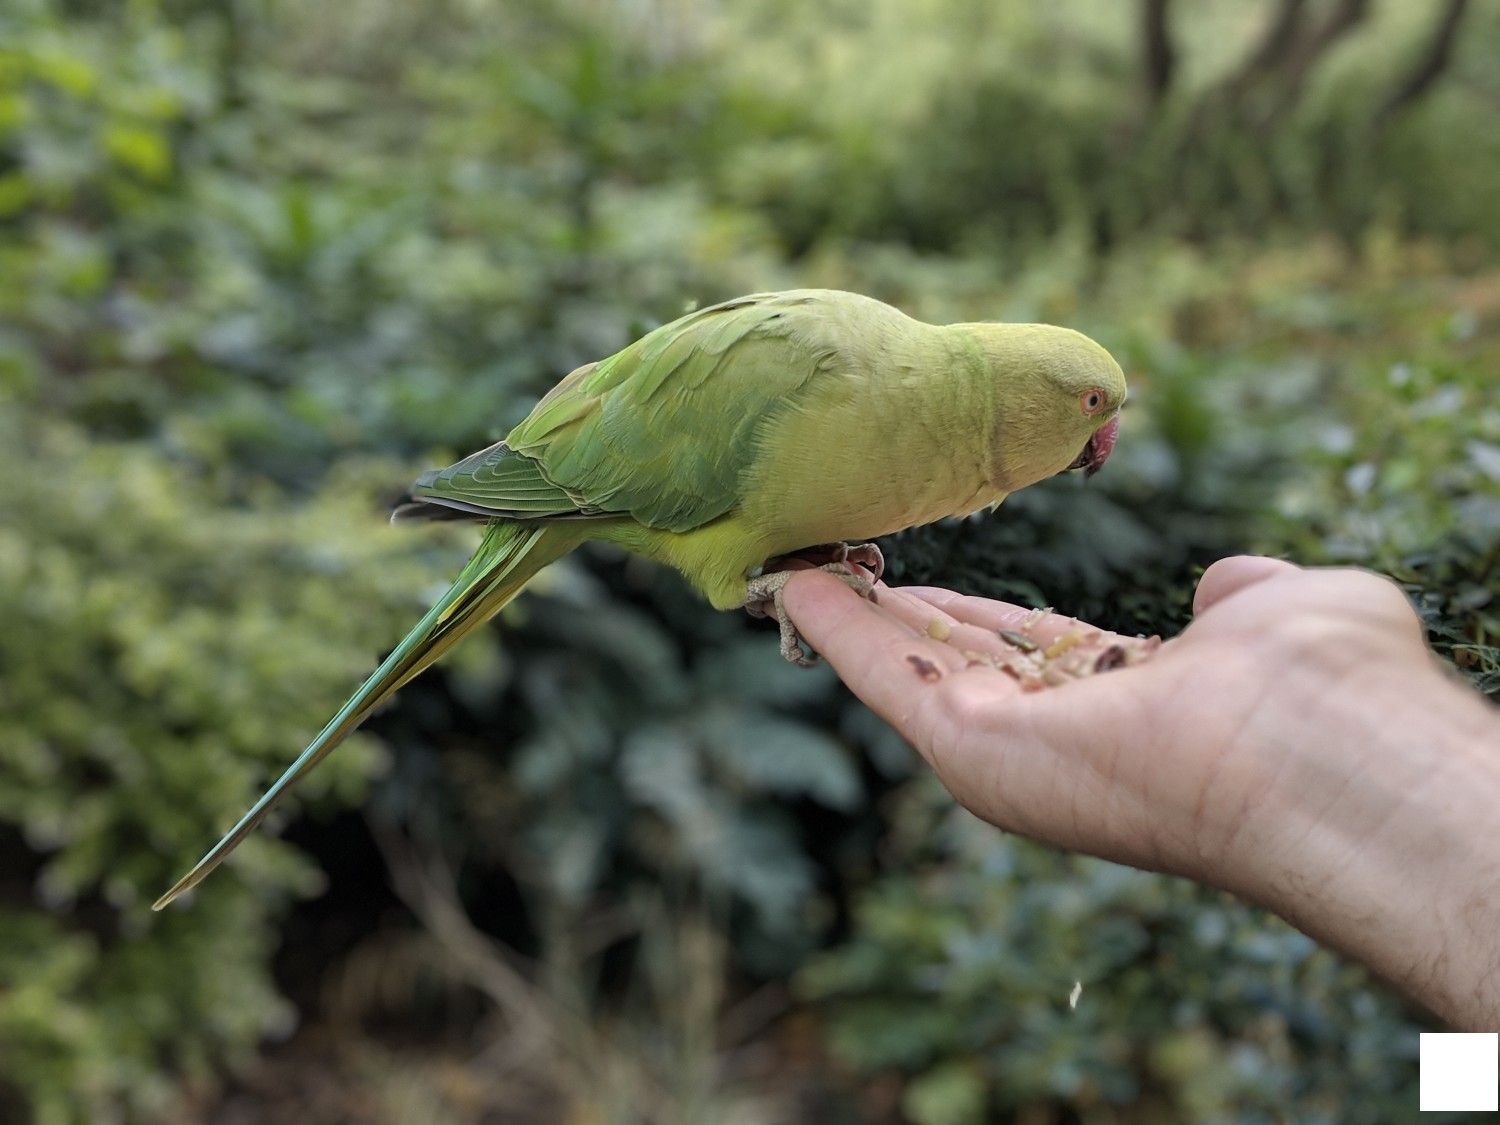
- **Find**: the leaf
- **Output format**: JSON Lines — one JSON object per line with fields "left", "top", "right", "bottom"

{"left": 620, "top": 726, "right": 708, "bottom": 827}
{"left": 703, "top": 710, "right": 861, "bottom": 810}
{"left": 103, "top": 124, "right": 171, "bottom": 181}
{"left": 903, "top": 1060, "right": 988, "bottom": 1125}
{"left": 701, "top": 808, "right": 815, "bottom": 926}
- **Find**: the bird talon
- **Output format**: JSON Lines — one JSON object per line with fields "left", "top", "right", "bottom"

{"left": 745, "top": 561, "right": 876, "bottom": 665}
{"left": 761, "top": 540, "right": 885, "bottom": 585}
{"left": 841, "top": 542, "right": 885, "bottom": 583}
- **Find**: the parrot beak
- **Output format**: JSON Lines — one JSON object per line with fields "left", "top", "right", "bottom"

{"left": 1069, "top": 414, "right": 1119, "bottom": 478}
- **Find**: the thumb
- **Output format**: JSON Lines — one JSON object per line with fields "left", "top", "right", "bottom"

{"left": 1193, "top": 555, "right": 1300, "bottom": 616}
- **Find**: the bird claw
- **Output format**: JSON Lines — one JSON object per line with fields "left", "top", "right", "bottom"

{"left": 762, "top": 541, "right": 885, "bottom": 584}
{"left": 838, "top": 542, "right": 885, "bottom": 583}
{"left": 745, "top": 561, "right": 877, "bottom": 666}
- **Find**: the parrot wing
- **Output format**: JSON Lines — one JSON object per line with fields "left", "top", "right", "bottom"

{"left": 403, "top": 291, "right": 848, "bottom": 532}
{"left": 395, "top": 436, "right": 595, "bottom": 520}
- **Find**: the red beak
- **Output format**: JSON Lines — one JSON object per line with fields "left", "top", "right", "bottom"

{"left": 1070, "top": 415, "right": 1119, "bottom": 478}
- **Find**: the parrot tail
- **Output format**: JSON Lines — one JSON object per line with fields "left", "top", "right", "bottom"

{"left": 152, "top": 520, "right": 581, "bottom": 910}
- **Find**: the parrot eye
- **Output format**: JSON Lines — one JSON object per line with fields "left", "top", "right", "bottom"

{"left": 1080, "top": 388, "right": 1106, "bottom": 415}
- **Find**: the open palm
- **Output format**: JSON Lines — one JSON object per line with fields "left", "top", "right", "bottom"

{"left": 783, "top": 555, "right": 1464, "bottom": 930}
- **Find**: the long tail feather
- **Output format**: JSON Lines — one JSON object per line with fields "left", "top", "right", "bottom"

{"left": 153, "top": 521, "right": 579, "bottom": 910}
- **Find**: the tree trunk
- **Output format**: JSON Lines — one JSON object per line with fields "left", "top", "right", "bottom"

{"left": 1260, "top": 0, "right": 1371, "bottom": 129}
{"left": 1141, "top": 0, "right": 1177, "bottom": 108}
{"left": 1375, "top": 0, "right": 1471, "bottom": 130}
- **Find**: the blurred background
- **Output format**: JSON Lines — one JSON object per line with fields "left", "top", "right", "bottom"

{"left": 1, "top": 0, "right": 1497, "bottom": 1120}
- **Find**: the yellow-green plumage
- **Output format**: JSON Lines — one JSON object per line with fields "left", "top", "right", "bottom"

{"left": 153, "top": 288, "right": 1125, "bottom": 909}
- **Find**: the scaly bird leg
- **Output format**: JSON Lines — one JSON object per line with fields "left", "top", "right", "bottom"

{"left": 745, "top": 562, "right": 876, "bottom": 667}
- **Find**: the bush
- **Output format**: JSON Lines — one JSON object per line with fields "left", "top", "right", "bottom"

{"left": 0, "top": 413, "right": 443, "bottom": 1119}
{"left": 1, "top": 0, "right": 1495, "bottom": 1119}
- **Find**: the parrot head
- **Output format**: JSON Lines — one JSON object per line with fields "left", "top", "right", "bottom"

{"left": 959, "top": 322, "right": 1128, "bottom": 492}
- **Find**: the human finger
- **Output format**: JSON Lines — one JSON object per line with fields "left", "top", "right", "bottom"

{"left": 896, "top": 586, "right": 1120, "bottom": 650}
{"left": 1192, "top": 556, "right": 1300, "bottom": 616}
{"left": 860, "top": 585, "right": 1044, "bottom": 667}
{"left": 781, "top": 571, "right": 988, "bottom": 732}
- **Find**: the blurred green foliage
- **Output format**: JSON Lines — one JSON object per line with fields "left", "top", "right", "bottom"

{"left": 0, "top": 420, "right": 441, "bottom": 1121}
{"left": 803, "top": 782, "right": 1421, "bottom": 1125}
{"left": 0, "top": 0, "right": 1495, "bottom": 1120}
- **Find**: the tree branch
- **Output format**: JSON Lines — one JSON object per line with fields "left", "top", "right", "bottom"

{"left": 1141, "top": 0, "right": 1177, "bottom": 108}
{"left": 1225, "top": 0, "right": 1309, "bottom": 104}
{"left": 1375, "top": 0, "right": 1471, "bottom": 128}
{"left": 1184, "top": 0, "right": 1305, "bottom": 139}
{"left": 1261, "top": 0, "right": 1371, "bottom": 129}
{"left": 369, "top": 821, "right": 553, "bottom": 1045}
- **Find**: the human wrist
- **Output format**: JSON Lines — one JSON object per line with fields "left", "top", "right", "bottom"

{"left": 1242, "top": 666, "right": 1500, "bottom": 1027}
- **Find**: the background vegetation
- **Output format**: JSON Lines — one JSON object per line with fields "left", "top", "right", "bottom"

{"left": 1, "top": 0, "right": 1495, "bottom": 1120}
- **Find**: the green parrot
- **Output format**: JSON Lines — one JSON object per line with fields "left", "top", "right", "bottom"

{"left": 153, "top": 288, "right": 1125, "bottom": 909}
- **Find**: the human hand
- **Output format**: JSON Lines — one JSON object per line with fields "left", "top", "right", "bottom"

{"left": 783, "top": 556, "right": 1500, "bottom": 1028}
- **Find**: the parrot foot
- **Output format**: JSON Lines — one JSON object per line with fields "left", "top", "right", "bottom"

{"left": 762, "top": 541, "right": 885, "bottom": 584}
{"left": 745, "top": 563, "right": 876, "bottom": 667}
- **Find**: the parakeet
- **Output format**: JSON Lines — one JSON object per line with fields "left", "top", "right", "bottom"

{"left": 153, "top": 288, "right": 1125, "bottom": 909}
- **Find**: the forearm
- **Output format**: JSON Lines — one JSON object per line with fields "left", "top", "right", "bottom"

{"left": 1242, "top": 672, "right": 1500, "bottom": 1029}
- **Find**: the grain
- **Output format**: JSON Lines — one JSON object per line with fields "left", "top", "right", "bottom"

{"left": 906, "top": 654, "right": 943, "bottom": 681}
{"left": 997, "top": 629, "right": 1038, "bottom": 652}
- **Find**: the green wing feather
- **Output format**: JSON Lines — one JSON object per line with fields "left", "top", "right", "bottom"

{"left": 406, "top": 292, "right": 841, "bottom": 532}
{"left": 402, "top": 438, "right": 592, "bottom": 519}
